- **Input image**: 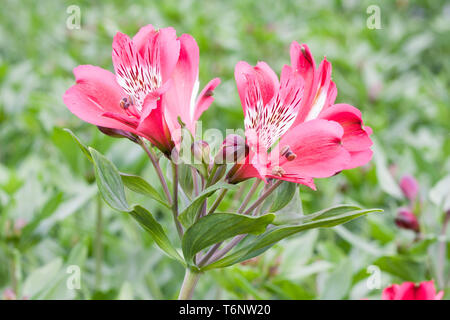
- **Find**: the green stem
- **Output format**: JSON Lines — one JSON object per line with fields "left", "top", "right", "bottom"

{"left": 9, "top": 248, "right": 21, "bottom": 296}
{"left": 205, "top": 163, "right": 219, "bottom": 187}
{"left": 95, "top": 194, "right": 103, "bottom": 288}
{"left": 207, "top": 189, "right": 228, "bottom": 215}
{"left": 172, "top": 162, "right": 183, "bottom": 239}
{"left": 243, "top": 180, "right": 283, "bottom": 215}
{"left": 178, "top": 269, "right": 201, "bottom": 300}
{"left": 238, "top": 179, "right": 262, "bottom": 213}
{"left": 139, "top": 138, "right": 172, "bottom": 205}
{"left": 10, "top": 255, "right": 17, "bottom": 294}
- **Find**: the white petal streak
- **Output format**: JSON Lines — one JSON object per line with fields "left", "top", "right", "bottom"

{"left": 113, "top": 41, "right": 162, "bottom": 112}
{"left": 244, "top": 79, "right": 303, "bottom": 150}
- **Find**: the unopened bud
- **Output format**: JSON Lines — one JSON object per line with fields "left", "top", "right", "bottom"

{"left": 191, "top": 140, "right": 210, "bottom": 164}
{"left": 97, "top": 126, "right": 139, "bottom": 143}
{"left": 399, "top": 175, "right": 419, "bottom": 202}
{"left": 395, "top": 208, "right": 420, "bottom": 233}
{"left": 214, "top": 134, "right": 249, "bottom": 165}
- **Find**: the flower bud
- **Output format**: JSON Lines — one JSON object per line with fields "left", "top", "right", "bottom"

{"left": 395, "top": 208, "right": 420, "bottom": 232}
{"left": 97, "top": 126, "right": 139, "bottom": 143}
{"left": 191, "top": 140, "right": 210, "bottom": 164}
{"left": 399, "top": 175, "right": 419, "bottom": 202}
{"left": 214, "top": 134, "right": 249, "bottom": 165}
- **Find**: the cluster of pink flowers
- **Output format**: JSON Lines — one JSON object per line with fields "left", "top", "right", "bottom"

{"left": 63, "top": 25, "right": 373, "bottom": 189}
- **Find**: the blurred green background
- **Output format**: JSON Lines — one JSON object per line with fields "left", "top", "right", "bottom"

{"left": 0, "top": 0, "right": 449, "bottom": 299}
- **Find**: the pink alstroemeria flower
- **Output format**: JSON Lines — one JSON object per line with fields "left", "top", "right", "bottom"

{"left": 382, "top": 280, "right": 444, "bottom": 300}
{"left": 63, "top": 25, "right": 219, "bottom": 155}
{"left": 229, "top": 59, "right": 350, "bottom": 189}
{"left": 290, "top": 41, "right": 373, "bottom": 169}
{"left": 229, "top": 41, "right": 372, "bottom": 189}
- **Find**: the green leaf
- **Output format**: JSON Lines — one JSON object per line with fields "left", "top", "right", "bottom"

{"left": 89, "top": 147, "right": 130, "bottom": 212}
{"left": 182, "top": 212, "right": 275, "bottom": 266}
{"left": 269, "top": 182, "right": 297, "bottom": 212}
{"left": 63, "top": 128, "right": 92, "bottom": 162}
{"left": 372, "top": 141, "right": 403, "bottom": 199}
{"left": 178, "top": 163, "right": 194, "bottom": 199}
{"left": 204, "top": 208, "right": 382, "bottom": 270}
{"left": 429, "top": 175, "right": 450, "bottom": 211}
{"left": 22, "top": 258, "right": 63, "bottom": 299}
{"left": 270, "top": 187, "right": 304, "bottom": 225}
{"left": 120, "top": 173, "right": 168, "bottom": 207}
{"left": 319, "top": 259, "right": 353, "bottom": 299}
{"left": 21, "top": 192, "right": 64, "bottom": 238}
{"left": 178, "top": 182, "right": 238, "bottom": 228}
{"left": 129, "top": 205, "right": 184, "bottom": 265}
{"left": 66, "top": 130, "right": 170, "bottom": 208}
{"left": 273, "top": 204, "right": 360, "bottom": 225}
{"left": 374, "top": 256, "right": 426, "bottom": 282}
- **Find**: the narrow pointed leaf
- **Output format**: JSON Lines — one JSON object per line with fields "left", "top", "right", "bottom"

{"left": 203, "top": 208, "right": 382, "bottom": 270}
{"left": 269, "top": 182, "right": 297, "bottom": 212}
{"left": 67, "top": 130, "right": 167, "bottom": 207}
{"left": 273, "top": 204, "right": 361, "bottom": 225}
{"left": 130, "top": 205, "right": 184, "bottom": 265}
{"left": 120, "top": 173, "right": 169, "bottom": 207}
{"left": 178, "top": 182, "right": 238, "bottom": 228}
{"left": 63, "top": 128, "right": 93, "bottom": 162}
{"left": 89, "top": 147, "right": 130, "bottom": 212}
{"left": 182, "top": 212, "right": 275, "bottom": 266}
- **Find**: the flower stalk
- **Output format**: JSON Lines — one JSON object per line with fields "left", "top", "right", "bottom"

{"left": 178, "top": 269, "right": 201, "bottom": 300}
{"left": 139, "top": 138, "right": 172, "bottom": 204}
{"left": 172, "top": 162, "right": 183, "bottom": 239}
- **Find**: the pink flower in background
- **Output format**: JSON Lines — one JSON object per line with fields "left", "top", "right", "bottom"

{"left": 228, "top": 41, "right": 372, "bottom": 188}
{"left": 63, "top": 25, "right": 219, "bottom": 154}
{"left": 382, "top": 280, "right": 444, "bottom": 300}
{"left": 2, "top": 288, "right": 16, "bottom": 300}
{"left": 395, "top": 207, "right": 420, "bottom": 232}
{"left": 399, "top": 174, "right": 419, "bottom": 202}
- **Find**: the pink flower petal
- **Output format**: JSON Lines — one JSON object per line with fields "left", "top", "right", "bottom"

{"left": 63, "top": 66, "right": 140, "bottom": 134}
{"left": 73, "top": 65, "right": 125, "bottom": 114}
{"left": 276, "top": 119, "right": 350, "bottom": 178}
{"left": 382, "top": 284, "right": 400, "bottom": 300}
{"left": 290, "top": 41, "right": 317, "bottom": 119}
{"left": 151, "top": 27, "right": 180, "bottom": 81}
{"left": 137, "top": 97, "right": 173, "bottom": 154}
{"left": 194, "top": 77, "right": 221, "bottom": 122}
{"left": 319, "top": 104, "right": 373, "bottom": 152}
{"left": 396, "top": 282, "right": 416, "bottom": 300}
{"left": 416, "top": 280, "right": 439, "bottom": 300}
{"left": 346, "top": 149, "right": 373, "bottom": 170}
{"left": 235, "top": 61, "right": 279, "bottom": 115}
{"left": 303, "top": 58, "right": 333, "bottom": 122}
{"left": 132, "top": 24, "right": 155, "bottom": 55}
{"left": 161, "top": 33, "right": 199, "bottom": 132}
